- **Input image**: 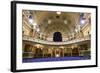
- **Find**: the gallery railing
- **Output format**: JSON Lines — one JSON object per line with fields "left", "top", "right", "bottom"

{"left": 22, "top": 35, "right": 90, "bottom": 45}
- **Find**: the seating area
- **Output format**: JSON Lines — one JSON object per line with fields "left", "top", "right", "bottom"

{"left": 22, "top": 39, "right": 91, "bottom": 63}
{"left": 23, "top": 56, "right": 90, "bottom": 63}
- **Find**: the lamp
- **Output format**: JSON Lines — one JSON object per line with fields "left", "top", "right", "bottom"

{"left": 56, "top": 11, "right": 61, "bottom": 15}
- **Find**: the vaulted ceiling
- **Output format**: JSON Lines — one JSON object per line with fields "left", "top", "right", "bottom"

{"left": 24, "top": 10, "right": 81, "bottom": 38}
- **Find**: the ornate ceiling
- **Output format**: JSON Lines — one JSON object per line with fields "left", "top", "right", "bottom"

{"left": 29, "top": 10, "right": 80, "bottom": 37}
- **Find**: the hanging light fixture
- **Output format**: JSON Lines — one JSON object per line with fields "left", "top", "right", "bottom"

{"left": 56, "top": 54, "right": 60, "bottom": 57}
{"left": 56, "top": 11, "right": 61, "bottom": 15}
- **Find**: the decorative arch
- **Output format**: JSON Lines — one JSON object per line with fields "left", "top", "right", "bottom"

{"left": 53, "top": 32, "right": 62, "bottom": 42}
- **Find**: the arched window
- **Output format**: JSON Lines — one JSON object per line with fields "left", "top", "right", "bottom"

{"left": 53, "top": 32, "right": 62, "bottom": 42}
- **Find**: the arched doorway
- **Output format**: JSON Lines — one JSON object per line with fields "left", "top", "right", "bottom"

{"left": 52, "top": 48, "right": 64, "bottom": 57}
{"left": 53, "top": 32, "right": 62, "bottom": 42}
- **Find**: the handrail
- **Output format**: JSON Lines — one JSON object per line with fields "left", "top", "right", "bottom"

{"left": 22, "top": 35, "right": 90, "bottom": 45}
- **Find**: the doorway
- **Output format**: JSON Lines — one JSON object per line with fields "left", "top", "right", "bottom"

{"left": 53, "top": 32, "right": 62, "bottom": 42}
{"left": 52, "top": 49, "right": 63, "bottom": 57}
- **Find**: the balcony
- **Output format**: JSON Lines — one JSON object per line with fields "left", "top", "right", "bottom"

{"left": 22, "top": 35, "right": 90, "bottom": 45}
